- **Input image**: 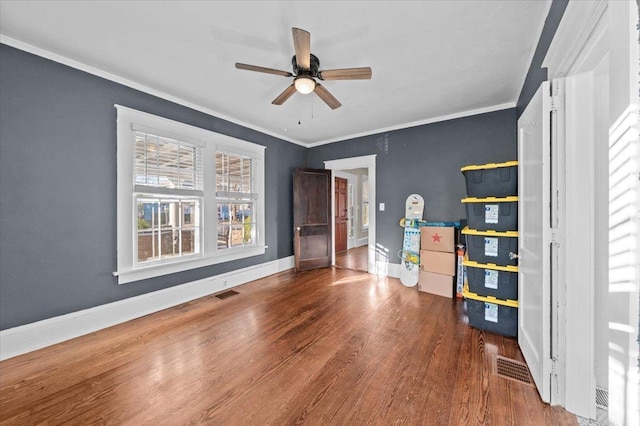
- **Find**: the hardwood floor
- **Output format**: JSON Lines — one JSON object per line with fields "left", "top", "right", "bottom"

{"left": 0, "top": 268, "right": 576, "bottom": 425}
{"left": 335, "top": 246, "right": 368, "bottom": 272}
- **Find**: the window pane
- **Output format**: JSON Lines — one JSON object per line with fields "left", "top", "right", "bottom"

{"left": 160, "top": 228, "right": 178, "bottom": 257}
{"left": 217, "top": 224, "right": 230, "bottom": 249}
{"left": 137, "top": 228, "right": 155, "bottom": 262}
{"left": 182, "top": 201, "right": 196, "bottom": 225}
{"left": 230, "top": 224, "right": 245, "bottom": 247}
{"left": 216, "top": 151, "right": 253, "bottom": 195}
{"left": 218, "top": 202, "right": 230, "bottom": 224}
{"left": 216, "top": 202, "right": 254, "bottom": 249}
{"left": 216, "top": 152, "right": 228, "bottom": 192}
{"left": 181, "top": 229, "right": 196, "bottom": 255}
{"left": 135, "top": 131, "right": 202, "bottom": 190}
{"left": 242, "top": 158, "right": 252, "bottom": 193}
{"left": 216, "top": 150, "right": 258, "bottom": 251}
{"left": 137, "top": 198, "right": 200, "bottom": 263}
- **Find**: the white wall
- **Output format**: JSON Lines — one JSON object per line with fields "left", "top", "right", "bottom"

{"left": 607, "top": 2, "right": 639, "bottom": 425}
{"left": 593, "top": 51, "right": 609, "bottom": 391}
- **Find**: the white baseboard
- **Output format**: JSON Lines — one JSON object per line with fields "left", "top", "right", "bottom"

{"left": 356, "top": 238, "right": 369, "bottom": 247}
{"left": 0, "top": 256, "right": 294, "bottom": 361}
{"left": 373, "top": 261, "right": 401, "bottom": 278}
{"left": 387, "top": 262, "right": 401, "bottom": 278}
{"left": 276, "top": 255, "right": 295, "bottom": 271}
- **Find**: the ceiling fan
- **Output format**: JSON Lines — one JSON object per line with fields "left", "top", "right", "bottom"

{"left": 235, "top": 27, "right": 372, "bottom": 110}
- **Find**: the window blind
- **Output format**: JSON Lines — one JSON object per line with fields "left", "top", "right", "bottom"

{"left": 134, "top": 130, "right": 203, "bottom": 194}
{"left": 215, "top": 151, "right": 259, "bottom": 200}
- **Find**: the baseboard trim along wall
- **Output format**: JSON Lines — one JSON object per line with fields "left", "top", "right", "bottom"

{"left": 0, "top": 256, "right": 295, "bottom": 361}
{"left": 376, "top": 261, "right": 401, "bottom": 279}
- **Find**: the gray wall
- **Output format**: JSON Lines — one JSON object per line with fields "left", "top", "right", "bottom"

{"left": 307, "top": 109, "right": 517, "bottom": 266}
{"left": 0, "top": 44, "right": 307, "bottom": 330}
{"left": 0, "top": 0, "right": 568, "bottom": 330}
{"left": 308, "top": 0, "right": 569, "bottom": 269}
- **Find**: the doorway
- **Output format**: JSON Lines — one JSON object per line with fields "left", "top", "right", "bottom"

{"left": 540, "top": 1, "right": 616, "bottom": 419}
{"left": 333, "top": 171, "right": 366, "bottom": 271}
{"left": 334, "top": 176, "right": 348, "bottom": 254}
{"left": 324, "top": 155, "right": 377, "bottom": 274}
{"left": 293, "top": 168, "right": 332, "bottom": 272}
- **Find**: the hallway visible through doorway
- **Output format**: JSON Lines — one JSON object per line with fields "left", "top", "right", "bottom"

{"left": 335, "top": 246, "right": 368, "bottom": 272}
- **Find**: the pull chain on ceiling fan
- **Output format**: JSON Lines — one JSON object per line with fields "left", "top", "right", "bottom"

{"left": 235, "top": 27, "right": 372, "bottom": 110}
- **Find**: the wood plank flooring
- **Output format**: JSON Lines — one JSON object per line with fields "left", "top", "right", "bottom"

{"left": 335, "top": 246, "right": 368, "bottom": 272}
{"left": 0, "top": 268, "right": 576, "bottom": 425}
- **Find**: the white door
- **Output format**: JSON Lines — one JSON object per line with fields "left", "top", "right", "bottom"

{"left": 518, "top": 81, "right": 552, "bottom": 403}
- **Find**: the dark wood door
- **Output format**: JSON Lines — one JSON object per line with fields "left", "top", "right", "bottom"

{"left": 293, "top": 168, "right": 332, "bottom": 271}
{"left": 335, "top": 177, "right": 348, "bottom": 254}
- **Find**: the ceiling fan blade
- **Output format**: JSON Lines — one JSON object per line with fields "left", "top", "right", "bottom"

{"left": 292, "top": 27, "right": 311, "bottom": 69}
{"left": 235, "top": 63, "right": 292, "bottom": 77}
{"left": 272, "top": 84, "right": 297, "bottom": 105}
{"left": 314, "top": 84, "right": 342, "bottom": 110}
{"left": 319, "top": 67, "right": 372, "bottom": 80}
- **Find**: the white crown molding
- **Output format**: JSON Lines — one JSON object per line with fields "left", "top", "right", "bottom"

{"left": 0, "top": 35, "right": 307, "bottom": 147}
{"left": 306, "top": 102, "right": 517, "bottom": 148}
{"left": 0, "top": 256, "right": 294, "bottom": 361}
{"left": 3, "top": 35, "right": 519, "bottom": 149}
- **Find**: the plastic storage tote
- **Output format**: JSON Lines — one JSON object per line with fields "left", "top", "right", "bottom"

{"left": 461, "top": 196, "right": 518, "bottom": 232}
{"left": 463, "top": 260, "right": 518, "bottom": 300}
{"left": 463, "top": 285, "right": 518, "bottom": 337}
{"left": 462, "top": 227, "right": 518, "bottom": 266}
{"left": 461, "top": 161, "right": 518, "bottom": 198}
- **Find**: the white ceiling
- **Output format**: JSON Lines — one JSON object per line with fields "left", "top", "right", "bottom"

{"left": 0, "top": 0, "right": 550, "bottom": 147}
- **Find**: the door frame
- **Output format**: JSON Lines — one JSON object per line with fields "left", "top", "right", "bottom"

{"left": 324, "top": 155, "right": 376, "bottom": 274}
{"left": 542, "top": 0, "right": 610, "bottom": 419}
{"left": 333, "top": 170, "right": 358, "bottom": 250}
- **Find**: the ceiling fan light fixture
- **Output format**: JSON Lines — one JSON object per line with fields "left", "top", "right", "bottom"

{"left": 235, "top": 28, "right": 370, "bottom": 109}
{"left": 294, "top": 76, "right": 316, "bottom": 94}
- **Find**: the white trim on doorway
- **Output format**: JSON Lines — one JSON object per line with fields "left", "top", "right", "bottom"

{"left": 333, "top": 170, "right": 359, "bottom": 251}
{"left": 324, "top": 155, "right": 377, "bottom": 275}
{"left": 540, "top": 1, "right": 639, "bottom": 423}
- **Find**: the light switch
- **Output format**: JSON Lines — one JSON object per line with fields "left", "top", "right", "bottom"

{"left": 379, "top": 202, "right": 385, "bottom": 211}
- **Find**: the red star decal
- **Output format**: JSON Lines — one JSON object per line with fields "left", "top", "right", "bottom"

{"left": 432, "top": 233, "right": 442, "bottom": 243}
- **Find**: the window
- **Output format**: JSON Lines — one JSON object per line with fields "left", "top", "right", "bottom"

{"left": 215, "top": 152, "right": 258, "bottom": 249}
{"left": 362, "top": 175, "right": 369, "bottom": 229}
{"left": 134, "top": 130, "right": 203, "bottom": 265}
{"left": 115, "top": 106, "right": 265, "bottom": 284}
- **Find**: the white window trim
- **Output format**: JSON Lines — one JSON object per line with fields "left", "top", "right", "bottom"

{"left": 114, "top": 105, "right": 265, "bottom": 284}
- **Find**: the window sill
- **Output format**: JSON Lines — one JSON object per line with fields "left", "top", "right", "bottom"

{"left": 114, "top": 246, "right": 267, "bottom": 284}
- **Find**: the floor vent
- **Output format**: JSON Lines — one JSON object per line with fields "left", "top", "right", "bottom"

{"left": 493, "top": 355, "right": 534, "bottom": 386}
{"left": 595, "top": 387, "right": 608, "bottom": 408}
{"left": 215, "top": 290, "right": 239, "bottom": 300}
